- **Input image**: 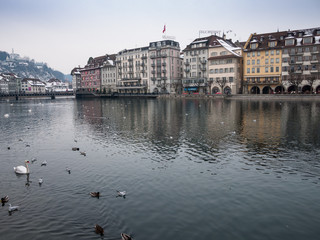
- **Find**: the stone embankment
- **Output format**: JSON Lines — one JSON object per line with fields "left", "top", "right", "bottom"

{"left": 158, "top": 94, "right": 320, "bottom": 101}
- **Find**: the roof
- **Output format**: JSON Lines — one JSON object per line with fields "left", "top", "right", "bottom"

{"left": 244, "top": 27, "right": 320, "bottom": 51}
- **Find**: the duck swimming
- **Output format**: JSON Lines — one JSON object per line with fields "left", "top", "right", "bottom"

{"left": 90, "top": 192, "right": 100, "bottom": 198}
{"left": 8, "top": 204, "right": 19, "bottom": 212}
{"left": 121, "top": 233, "right": 132, "bottom": 240}
{"left": 94, "top": 224, "right": 104, "bottom": 235}
{"left": 117, "top": 190, "right": 126, "bottom": 198}
{"left": 1, "top": 196, "right": 9, "bottom": 206}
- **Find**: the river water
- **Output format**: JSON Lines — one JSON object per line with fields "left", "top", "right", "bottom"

{"left": 0, "top": 97, "right": 320, "bottom": 240}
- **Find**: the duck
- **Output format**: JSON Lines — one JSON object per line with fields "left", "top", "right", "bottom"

{"left": 66, "top": 167, "right": 71, "bottom": 174}
{"left": 14, "top": 160, "right": 30, "bottom": 174}
{"left": 121, "top": 233, "right": 132, "bottom": 240}
{"left": 1, "top": 195, "right": 9, "bottom": 206}
{"left": 80, "top": 151, "right": 86, "bottom": 156}
{"left": 8, "top": 204, "right": 19, "bottom": 212}
{"left": 41, "top": 160, "right": 47, "bottom": 166}
{"left": 39, "top": 178, "right": 43, "bottom": 185}
{"left": 31, "top": 157, "right": 37, "bottom": 163}
{"left": 90, "top": 192, "right": 100, "bottom": 198}
{"left": 94, "top": 224, "right": 104, "bottom": 235}
{"left": 72, "top": 147, "right": 79, "bottom": 151}
{"left": 117, "top": 190, "right": 126, "bottom": 198}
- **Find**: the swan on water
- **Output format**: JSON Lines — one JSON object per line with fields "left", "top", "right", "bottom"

{"left": 39, "top": 178, "right": 43, "bottom": 185}
{"left": 14, "top": 160, "right": 30, "bottom": 174}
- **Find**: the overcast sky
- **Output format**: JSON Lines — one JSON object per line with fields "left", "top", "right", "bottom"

{"left": 1, "top": 0, "right": 319, "bottom": 74}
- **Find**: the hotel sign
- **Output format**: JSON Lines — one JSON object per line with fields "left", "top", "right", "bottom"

{"left": 162, "top": 35, "right": 176, "bottom": 40}
{"left": 199, "top": 30, "right": 221, "bottom": 36}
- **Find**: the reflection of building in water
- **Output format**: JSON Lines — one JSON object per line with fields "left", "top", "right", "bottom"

{"left": 239, "top": 101, "right": 282, "bottom": 145}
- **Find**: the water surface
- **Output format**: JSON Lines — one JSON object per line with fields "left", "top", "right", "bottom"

{"left": 1, "top": 97, "right": 320, "bottom": 240}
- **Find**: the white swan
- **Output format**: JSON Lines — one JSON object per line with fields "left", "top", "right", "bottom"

{"left": 121, "top": 233, "right": 132, "bottom": 240}
{"left": 14, "top": 160, "right": 30, "bottom": 174}
{"left": 39, "top": 178, "right": 43, "bottom": 184}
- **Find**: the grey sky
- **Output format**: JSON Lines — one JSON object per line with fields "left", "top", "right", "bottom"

{"left": 1, "top": 0, "right": 319, "bottom": 74}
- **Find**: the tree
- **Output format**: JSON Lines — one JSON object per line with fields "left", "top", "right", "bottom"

{"left": 287, "top": 70, "right": 303, "bottom": 94}
{"left": 207, "top": 79, "right": 213, "bottom": 94}
{"left": 215, "top": 78, "right": 227, "bottom": 94}
{"left": 305, "top": 73, "right": 319, "bottom": 94}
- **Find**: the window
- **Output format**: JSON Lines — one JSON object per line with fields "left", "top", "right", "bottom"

{"left": 271, "top": 50, "right": 274, "bottom": 55}
{"left": 265, "top": 67, "right": 269, "bottom": 73}
{"left": 211, "top": 52, "right": 217, "bottom": 56}
{"left": 312, "top": 46, "right": 318, "bottom": 52}
{"left": 270, "top": 67, "right": 274, "bottom": 72}
{"left": 265, "top": 59, "right": 269, "bottom": 64}
{"left": 265, "top": 51, "right": 269, "bottom": 56}
{"left": 247, "top": 60, "right": 250, "bottom": 65}
{"left": 247, "top": 68, "right": 250, "bottom": 73}
{"left": 229, "top": 77, "right": 234, "bottom": 82}
{"left": 276, "top": 50, "right": 280, "bottom": 55}
{"left": 219, "top": 68, "right": 223, "bottom": 73}
{"left": 251, "top": 43, "right": 257, "bottom": 49}
{"left": 230, "top": 68, "right": 234, "bottom": 72}
{"left": 283, "top": 49, "right": 288, "bottom": 54}
{"left": 276, "top": 58, "right": 279, "bottom": 63}
{"left": 252, "top": 52, "right": 255, "bottom": 57}
{"left": 257, "top": 67, "right": 260, "bottom": 73}
{"left": 271, "top": 58, "right": 274, "bottom": 64}
{"left": 252, "top": 68, "right": 255, "bottom": 73}
{"left": 210, "top": 69, "right": 214, "bottom": 74}
{"left": 247, "top": 52, "right": 251, "bottom": 57}
{"left": 215, "top": 69, "right": 218, "bottom": 73}
{"left": 257, "top": 51, "right": 260, "bottom": 56}
{"left": 285, "top": 39, "right": 294, "bottom": 46}
{"left": 225, "top": 68, "right": 228, "bottom": 73}
{"left": 303, "top": 37, "right": 312, "bottom": 44}
{"left": 257, "top": 59, "right": 260, "bottom": 64}
{"left": 305, "top": 47, "right": 310, "bottom": 52}
{"left": 252, "top": 60, "right": 255, "bottom": 65}
{"left": 226, "top": 59, "right": 232, "bottom": 64}
{"left": 269, "top": 41, "right": 276, "bottom": 47}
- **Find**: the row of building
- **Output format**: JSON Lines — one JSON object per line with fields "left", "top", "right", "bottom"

{"left": 0, "top": 74, "right": 70, "bottom": 94}
{"left": 72, "top": 26, "right": 320, "bottom": 95}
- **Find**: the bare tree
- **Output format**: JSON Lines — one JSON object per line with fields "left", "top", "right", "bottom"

{"left": 288, "top": 70, "right": 303, "bottom": 94}
{"left": 207, "top": 79, "right": 213, "bottom": 95}
{"left": 215, "top": 78, "right": 227, "bottom": 94}
{"left": 305, "top": 73, "right": 319, "bottom": 94}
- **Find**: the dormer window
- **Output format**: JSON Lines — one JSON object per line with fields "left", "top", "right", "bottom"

{"left": 269, "top": 41, "right": 276, "bottom": 47}
{"left": 303, "top": 37, "right": 313, "bottom": 44}
{"left": 285, "top": 39, "right": 295, "bottom": 46}
{"left": 251, "top": 43, "right": 258, "bottom": 49}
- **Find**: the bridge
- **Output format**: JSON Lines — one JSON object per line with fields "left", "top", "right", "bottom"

{"left": 0, "top": 92, "right": 74, "bottom": 100}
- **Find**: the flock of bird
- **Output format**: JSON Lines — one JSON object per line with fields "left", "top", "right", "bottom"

{"left": 2, "top": 140, "right": 132, "bottom": 240}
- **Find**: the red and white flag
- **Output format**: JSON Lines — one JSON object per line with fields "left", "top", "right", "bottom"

{"left": 162, "top": 25, "right": 166, "bottom": 33}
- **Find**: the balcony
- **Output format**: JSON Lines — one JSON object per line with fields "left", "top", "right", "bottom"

{"left": 141, "top": 56, "right": 147, "bottom": 59}
{"left": 162, "top": 70, "right": 167, "bottom": 74}
{"left": 128, "top": 58, "right": 133, "bottom": 62}
{"left": 311, "top": 69, "right": 319, "bottom": 73}
{"left": 115, "top": 59, "right": 121, "bottom": 64}
{"left": 161, "top": 53, "right": 167, "bottom": 58}
{"left": 303, "top": 52, "right": 311, "bottom": 57}
{"left": 184, "top": 68, "right": 190, "bottom": 72}
{"left": 184, "top": 62, "right": 190, "bottom": 66}
{"left": 161, "top": 77, "right": 168, "bottom": 80}
{"left": 200, "top": 67, "right": 206, "bottom": 71}
{"left": 151, "top": 63, "right": 155, "bottom": 67}
{"left": 151, "top": 77, "right": 156, "bottom": 81}
{"left": 150, "top": 55, "right": 156, "bottom": 59}
{"left": 162, "top": 62, "right": 166, "bottom": 67}
{"left": 151, "top": 70, "right": 156, "bottom": 74}
{"left": 311, "top": 59, "right": 319, "bottom": 64}
{"left": 200, "top": 59, "right": 207, "bottom": 64}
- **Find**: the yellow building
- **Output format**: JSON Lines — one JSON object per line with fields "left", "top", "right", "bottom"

{"left": 243, "top": 32, "right": 285, "bottom": 94}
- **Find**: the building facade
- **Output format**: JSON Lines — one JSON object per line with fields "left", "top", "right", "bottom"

{"left": 115, "top": 47, "right": 149, "bottom": 94}
{"left": 243, "top": 27, "right": 320, "bottom": 94}
{"left": 207, "top": 36, "right": 243, "bottom": 94}
{"left": 281, "top": 28, "right": 320, "bottom": 93}
{"left": 71, "top": 67, "right": 82, "bottom": 91}
{"left": 148, "top": 40, "right": 182, "bottom": 94}
{"left": 21, "top": 78, "right": 46, "bottom": 93}
{"left": 100, "top": 54, "right": 117, "bottom": 93}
